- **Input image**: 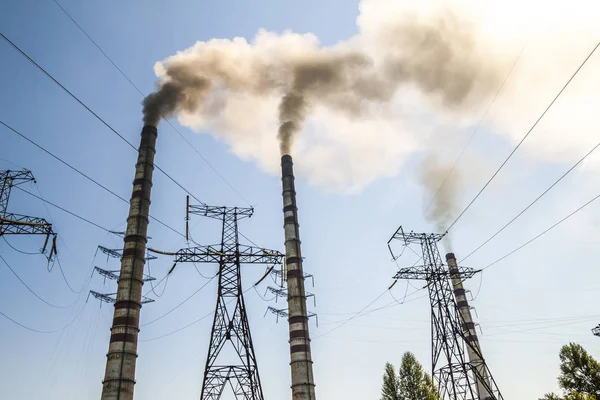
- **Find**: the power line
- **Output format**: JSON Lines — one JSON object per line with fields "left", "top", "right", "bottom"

{"left": 0, "top": 301, "right": 87, "bottom": 334}
{"left": 50, "top": 1, "right": 252, "bottom": 206}
{"left": 0, "top": 253, "right": 80, "bottom": 309}
{"left": 0, "top": 119, "right": 185, "bottom": 239}
{"left": 0, "top": 309, "right": 66, "bottom": 334}
{"left": 311, "top": 290, "right": 388, "bottom": 340}
{"left": 55, "top": 255, "right": 89, "bottom": 294}
{"left": 425, "top": 44, "right": 527, "bottom": 214}
{"left": 0, "top": 31, "right": 205, "bottom": 207}
{"left": 139, "top": 285, "right": 254, "bottom": 342}
{"left": 446, "top": 40, "right": 600, "bottom": 232}
{"left": 461, "top": 134, "right": 600, "bottom": 263}
{"left": 15, "top": 186, "right": 113, "bottom": 233}
{"left": 140, "top": 275, "right": 216, "bottom": 327}
{"left": 2, "top": 236, "right": 41, "bottom": 255}
{"left": 481, "top": 189, "right": 600, "bottom": 271}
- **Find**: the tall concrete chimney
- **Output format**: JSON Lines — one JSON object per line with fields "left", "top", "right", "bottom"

{"left": 101, "top": 125, "right": 157, "bottom": 400}
{"left": 446, "top": 252, "right": 492, "bottom": 400}
{"left": 281, "top": 154, "right": 317, "bottom": 400}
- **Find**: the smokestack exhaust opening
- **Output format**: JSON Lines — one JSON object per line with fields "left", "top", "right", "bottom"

{"left": 280, "top": 154, "right": 317, "bottom": 400}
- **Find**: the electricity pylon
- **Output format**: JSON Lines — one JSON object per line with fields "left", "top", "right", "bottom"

{"left": 388, "top": 226, "right": 503, "bottom": 400}
{"left": 174, "top": 202, "right": 284, "bottom": 400}
{"left": 0, "top": 169, "right": 56, "bottom": 256}
{"left": 593, "top": 325, "right": 600, "bottom": 338}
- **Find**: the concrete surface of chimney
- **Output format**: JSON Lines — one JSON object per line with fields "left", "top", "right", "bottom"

{"left": 446, "top": 252, "right": 493, "bottom": 400}
{"left": 101, "top": 125, "right": 157, "bottom": 400}
{"left": 281, "top": 154, "right": 317, "bottom": 400}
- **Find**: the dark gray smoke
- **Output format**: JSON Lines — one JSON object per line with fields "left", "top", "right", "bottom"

{"left": 143, "top": 64, "right": 212, "bottom": 126}
{"left": 143, "top": 8, "right": 502, "bottom": 153}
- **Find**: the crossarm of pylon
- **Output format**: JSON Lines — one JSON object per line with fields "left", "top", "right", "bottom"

{"left": 175, "top": 244, "right": 284, "bottom": 264}
{"left": 89, "top": 290, "right": 154, "bottom": 304}
{"left": 394, "top": 265, "right": 478, "bottom": 280}
{"left": 188, "top": 204, "right": 254, "bottom": 220}
{"left": 267, "top": 286, "right": 287, "bottom": 298}
{"left": 0, "top": 213, "right": 53, "bottom": 235}
{"left": 593, "top": 325, "right": 600, "bottom": 337}
{"left": 94, "top": 267, "right": 119, "bottom": 280}
{"left": 0, "top": 169, "right": 35, "bottom": 185}
{"left": 97, "top": 246, "right": 122, "bottom": 260}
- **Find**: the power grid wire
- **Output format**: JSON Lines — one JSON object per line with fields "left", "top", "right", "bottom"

{"left": 0, "top": 308, "right": 72, "bottom": 334}
{"left": 15, "top": 186, "right": 114, "bottom": 233}
{"left": 139, "top": 285, "right": 255, "bottom": 342}
{"left": 425, "top": 44, "right": 527, "bottom": 214}
{"left": 461, "top": 134, "right": 600, "bottom": 263}
{"left": 50, "top": 1, "right": 253, "bottom": 206}
{"left": 0, "top": 31, "right": 206, "bottom": 207}
{"left": 140, "top": 275, "right": 216, "bottom": 327}
{"left": 482, "top": 189, "right": 600, "bottom": 271}
{"left": 0, "top": 119, "right": 185, "bottom": 238}
{"left": 2, "top": 236, "right": 41, "bottom": 255}
{"left": 0, "top": 253, "right": 81, "bottom": 309}
{"left": 311, "top": 290, "right": 388, "bottom": 339}
{"left": 446, "top": 40, "right": 600, "bottom": 232}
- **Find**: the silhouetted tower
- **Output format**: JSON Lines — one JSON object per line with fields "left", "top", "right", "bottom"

{"left": 174, "top": 203, "right": 284, "bottom": 399}
{"left": 593, "top": 325, "right": 600, "bottom": 338}
{"left": 388, "top": 227, "right": 503, "bottom": 400}
{"left": 0, "top": 169, "right": 56, "bottom": 255}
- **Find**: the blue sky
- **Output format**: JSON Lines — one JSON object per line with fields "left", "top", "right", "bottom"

{"left": 1, "top": 0, "right": 599, "bottom": 399}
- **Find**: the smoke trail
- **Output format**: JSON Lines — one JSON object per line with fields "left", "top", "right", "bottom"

{"left": 419, "top": 155, "right": 463, "bottom": 248}
{"left": 143, "top": 64, "right": 212, "bottom": 127}
{"left": 143, "top": 5, "right": 503, "bottom": 154}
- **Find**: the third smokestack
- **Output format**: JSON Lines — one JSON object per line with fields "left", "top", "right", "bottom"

{"left": 446, "top": 252, "right": 493, "bottom": 400}
{"left": 281, "top": 155, "right": 317, "bottom": 400}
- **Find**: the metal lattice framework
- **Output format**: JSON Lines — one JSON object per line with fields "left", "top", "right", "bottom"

{"left": 0, "top": 170, "right": 55, "bottom": 244}
{"left": 593, "top": 325, "right": 600, "bottom": 337}
{"left": 97, "top": 245, "right": 157, "bottom": 261}
{"left": 93, "top": 266, "right": 155, "bottom": 282}
{"left": 175, "top": 203, "right": 284, "bottom": 400}
{"left": 389, "top": 226, "right": 503, "bottom": 400}
{"left": 264, "top": 306, "right": 318, "bottom": 326}
{"left": 88, "top": 290, "right": 155, "bottom": 305}
{"left": 266, "top": 286, "right": 316, "bottom": 307}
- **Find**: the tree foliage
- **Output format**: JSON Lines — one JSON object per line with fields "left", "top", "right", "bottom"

{"left": 540, "top": 343, "right": 600, "bottom": 400}
{"left": 382, "top": 362, "right": 400, "bottom": 400}
{"left": 381, "top": 352, "right": 439, "bottom": 400}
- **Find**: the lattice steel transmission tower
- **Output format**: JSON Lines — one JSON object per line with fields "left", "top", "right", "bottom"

{"left": 174, "top": 203, "right": 284, "bottom": 400}
{"left": 0, "top": 170, "right": 56, "bottom": 255}
{"left": 388, "top": 226, "right": 503, "bottom": 400}
{"left": 593, "top": 324, "right": 600, "bottom": 338}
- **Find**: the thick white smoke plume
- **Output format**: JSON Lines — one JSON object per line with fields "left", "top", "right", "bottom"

{"left": 145, "top": 0, "right": 600, "bottom": 194}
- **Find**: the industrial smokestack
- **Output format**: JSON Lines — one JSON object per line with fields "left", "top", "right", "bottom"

{"left": 446, "top": 252, "right": 492, "bottom": 400}
{"left": 101, "top": 125, "right": 157, "bottom": 400}
{"left": 281, "top": 154, "right": 317, "bottom": 400}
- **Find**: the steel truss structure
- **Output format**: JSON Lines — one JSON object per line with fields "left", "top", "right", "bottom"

{"left": 88, "top": 290, "right": 155, "bottom": 305}
{"left": 97, "top": 245, "right": 157, "bottom": 261}
{"left": 175, "top": 203, "right": 284, "bottom": 400}
{"left": 0, "top": 170, "right": 55, "bottom": 253}
{"left": 93, "top": 266, "right": 156, "bottom": 282}
{"left": 593, "top": 325, "right": 600, "bottom": 337}
{"left": 388, "top": 226, "right": 503, "bottom": 400}
{"left": 265, "top": 306, "right": 318, "bottom": 326}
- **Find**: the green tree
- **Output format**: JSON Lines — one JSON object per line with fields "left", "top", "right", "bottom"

{"left": 381, "top": 352, "right": 439, "bottom": 400}
{"left": 381, "top": 362, "right": 400, "bottom": 400}
{"left": 540, "top": 343, "right": 600, "bottom": 400}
